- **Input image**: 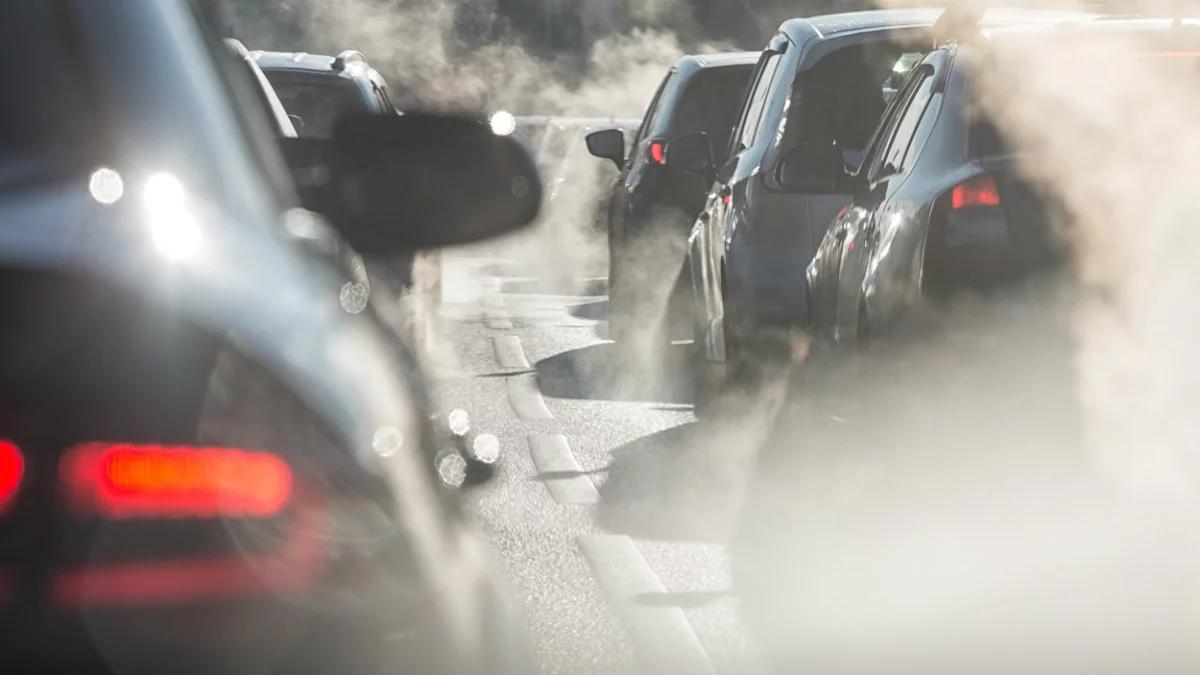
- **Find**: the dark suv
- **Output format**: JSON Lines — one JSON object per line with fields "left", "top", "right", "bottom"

{"left": 586, "top": 52, "right": 757, "bottom": 346}
{"left": 252, "top": 50, "right": 399, "bottom": 138}
{"left": 681, "top": 10, "right": 935, "bottom": 398}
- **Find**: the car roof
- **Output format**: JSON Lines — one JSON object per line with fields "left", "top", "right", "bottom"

{"left": 781, "top": 7, "right": 1096, "bottom": 42}
{"left": 250, "top": 49, "right": 377, "bottom": 81}
{"left": 686, "top": 51, "right": 760, "bottom": 68}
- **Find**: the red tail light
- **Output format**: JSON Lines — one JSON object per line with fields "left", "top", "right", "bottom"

{"left": 0, "top": 441, "right": 23, "bottom": 513}
{"left": 951, "top": 174, "right": 1001, "bottom": 210}
{"left": 648, "top": 140, "right": 667, "bottom": 166}
{"left": 62, "top": 443, "right": 292, "bottom": 519}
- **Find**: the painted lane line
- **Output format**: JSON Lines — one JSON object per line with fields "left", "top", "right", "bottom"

{"left": 528, "top": 435, "right": 598, "bottom": 504}
{"left": 493, "top": 335, "right": 531, "bottom": 370}
{"left": 506, "top": 374, "right": 553, "bottom": 420}
{"left": 577, "top": 535, "right": 716, "bottom": 675}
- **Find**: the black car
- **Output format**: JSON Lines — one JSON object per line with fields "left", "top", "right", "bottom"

{"left": 0, "top": 2, "right": 538, "bottom": 673}
{"left": 586, "top": 52, "right": 757, "bottom": 346}
{"left": 801, "top": 13, "right": 1165, "bottom": 347}
{"left": 252, "top": 49, "right": 400, "bottom": 138}
{"left": 680, "top": 11, "right": 935, "bottom": 369}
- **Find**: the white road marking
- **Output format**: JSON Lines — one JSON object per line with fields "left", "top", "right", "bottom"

{"left": 506, "top": 374, "right": 553, "bottom": 420}
{"left": 493, "top": 335, "right": 531, "bottom": 370}
{"left": 528, "top": 435, "right": 599, "bottom": 504}
{"left": 577, "top": 534, "right": 716, "bottom": 675}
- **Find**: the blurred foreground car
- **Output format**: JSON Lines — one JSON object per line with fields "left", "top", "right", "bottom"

{"left": 0, "top": 2, "right": 539, "bottom": 673}
{"left": 586, "top": 52, "right": 757, "bottom": 346}
{"left": 737, "top": 12, "right": 1200, "bottom": 674}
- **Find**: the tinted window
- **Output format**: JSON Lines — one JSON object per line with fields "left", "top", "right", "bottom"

{"left": 0, "top": 4, "right": 99, "bottom": 185}
{"left": 265, "top": 73, "right": 366, "bottom": 138}
{"left": 863, "top": 65, "right": 925, "bottom": 181}
{"left": 737, "top": 52, "right": 782, "bottom": 151}
{"left": 785, "top": 45, "right": 925, "bottom": 155}
{"left": 634, "top": 71, "right": 674, "bottom": 148}
{"left": 668, "top": 65, "right": 754, "bottom": 163}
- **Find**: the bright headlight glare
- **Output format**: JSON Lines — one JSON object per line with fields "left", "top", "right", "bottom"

{"left": 143, "top": 172, "right": 201, "bottom": 261}
{"left": 490, "top": 110, "right": 517, "bottom": 137}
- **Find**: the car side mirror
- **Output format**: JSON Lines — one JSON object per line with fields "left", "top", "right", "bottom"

{"left": 664, "top": 131, "right": 713, "bottom": 173}
{"left": 287, "top": 114, "right": 305, "bottom": 135}
{"left": 775, "top": 140, "right": 847, "bottom": 193}
{"left": 586, "top": 128, "right": 626, "bottom": 168}
{"left": 281, "top": 112, "right": 541, "bottom": 253}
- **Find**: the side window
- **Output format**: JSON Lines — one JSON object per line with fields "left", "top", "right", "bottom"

{"left": 862, "top": 67, "right": 922, "bottom": 180}
{"left": 736, "top": 52, "right": 782, "bottom": 152}
{"left": 634, "top": 71, "right": 674, "bottom": 148}
{"left": 881, "top": 67, "right": 937, "bottom": 174}
{"left": 866, "top": 65, "right": 932, "bottom": 181}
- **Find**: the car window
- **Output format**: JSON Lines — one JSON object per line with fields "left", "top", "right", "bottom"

{"left": 633, "top": 71, "right": 674, "bottom": 148}
{"left": 0, "top": 3, "right": 99, "bottom": 186}
{"left": 668, "top": 65, "right": 754, "bottom": 164}
{"left": 863, "top": 64, "right": 925, "bottom": 181}
{"left": 879, "top": 67, "right": 936, "bottom": 175}
{"left": 265, "top": 73, "right": 366, "bottom": 138}
{"left": 784, "top": 45, "right": 926, "bottom": 156}
{"left": 736, "top": 52, "right": 782, "bottom": 153}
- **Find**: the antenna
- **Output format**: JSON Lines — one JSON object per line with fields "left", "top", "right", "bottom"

{"left": 932, "top": 0, "right": 987, "bottom": 47}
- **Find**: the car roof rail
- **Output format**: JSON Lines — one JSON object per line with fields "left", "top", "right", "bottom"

{"left": 332, "top": 50, "right": 366, "bottom": 71}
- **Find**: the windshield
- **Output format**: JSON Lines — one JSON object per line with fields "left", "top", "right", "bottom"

{"left": 264, "top": 72, "right": 365, "bottom": 138}
{"left": 0, "top": 3, "right": 99, "bottom": 186}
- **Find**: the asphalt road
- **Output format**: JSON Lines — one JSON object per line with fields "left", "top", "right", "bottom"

{"left": 424, "top": 236, "right": 770, "bottom": 675}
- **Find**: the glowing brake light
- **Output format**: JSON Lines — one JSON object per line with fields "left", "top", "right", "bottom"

{"left": 0, "top": 441, "right": 24, "bottom": 513}
{"left": 62, "top": 443, "right": 292, "bottom": 519}
{"left": 951, "top": 174, "right": 1001, "bottom": 210}
{"left": 648, "top": 140, "right": 667, "bottom": 166}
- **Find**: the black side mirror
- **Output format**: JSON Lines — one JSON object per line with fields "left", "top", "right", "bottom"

{"left": 282, "top": 112, "right": 541, "bottom": 253}
{"left": 664, "top": 131, "right": 713, "bottom": 173}
{"left": 585, "top": 128, "right": 626, "bottom": 168}
{"left": 776, "top": 140, "right": 846, "bottom": 193}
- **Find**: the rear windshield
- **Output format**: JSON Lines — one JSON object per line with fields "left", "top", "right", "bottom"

{"left": 263, "top": 72, "right": 366, "bottom": 138}
{"left": 0, "top": 4, "right": 99, "bottom": 186}
{"left": 667, "top": 65, "right": 754, "bottom": 162}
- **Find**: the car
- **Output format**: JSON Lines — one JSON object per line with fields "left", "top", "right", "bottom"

{"left": 683, "top": 7, "right": 1096, "bottom": 412}
{"left": 252, "top": 48, "right": 439, "bottom": 347}
{"left": 586, "top": 52, "right": 757, "bottom": 347}
{"left": 251, "top": 49, "right": 400, "bottom": 138}
{"left": 0, "top": 1, "right": 539, "bottom": 673}
{"left": 680, "top": 10, "right": 937, "bottom": 409}
{"left": 735, "top": 12, "right": 1200, "bottom": 672}
{"left": 802, "top": 11, "right": 1161, "bottom": 349}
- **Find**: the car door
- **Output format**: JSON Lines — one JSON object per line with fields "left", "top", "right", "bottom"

{"left": 694, "top": 39, "right": 787, "bottom": 359}
{"left": 835, "top": 52, "right": 947, "bottom": 341}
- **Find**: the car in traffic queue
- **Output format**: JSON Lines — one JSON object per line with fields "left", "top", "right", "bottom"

{"left": 252, "top": 48, "right": 440, "bottom": 349}
{"left": 0, "top": 1, "right": 539, "bottom": 673}
{"left": 585, "top": 52, "right": 757, "bottom": 347}
{"left": 801, "top": 11, "right": 1185, "bottom": 349}
{"left": 733, "top": 12, "right": 1200, "bottom": 673}
{"left": 678, "top": 8, "right": 1092, "bottom": 412}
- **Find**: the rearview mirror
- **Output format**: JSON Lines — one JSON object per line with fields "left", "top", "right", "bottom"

{"left": 776, "top": 140, "right": 846, "bottom": 194}
{"left": 586, "top": 128, "right": 626, "bottom": 168}
{"left": 282, "top": 113, "right": 541, "bottom": 253}
{"left": 664, "top": 131, "right": 713, "bottom": 173}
